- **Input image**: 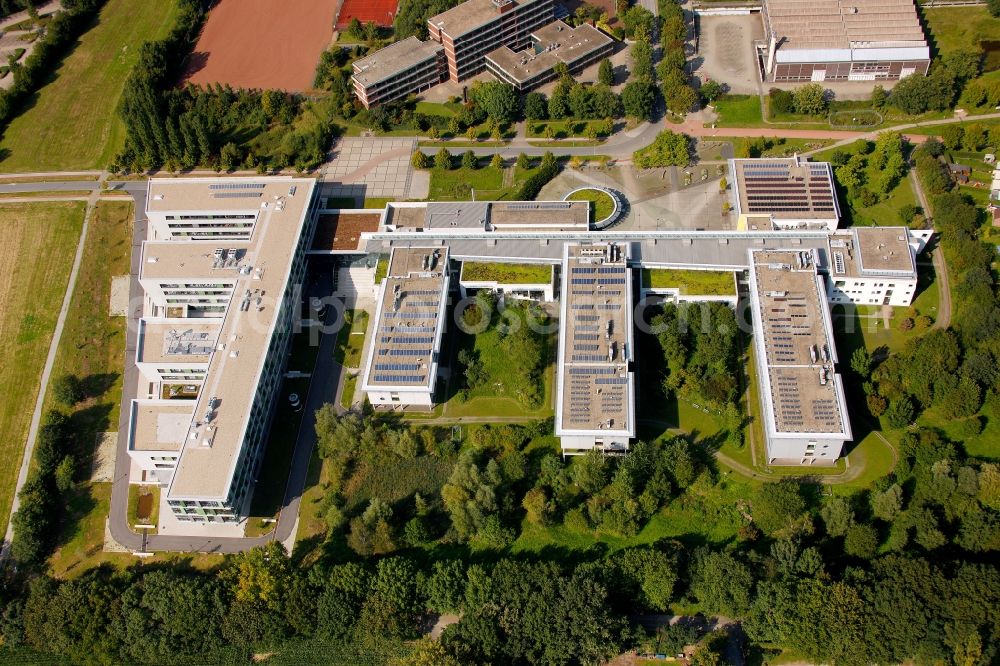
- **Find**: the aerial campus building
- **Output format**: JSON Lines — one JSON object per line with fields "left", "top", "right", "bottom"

{"left": 339, "top": 176, "right": 929, "bottom": 462}
{"left": 729, "top": 156, "right": 840, "bottom": 231}
{"left": 128, "top": 177, "right": 319, "bottom": 524}
{"left": 747, "top": 249, "right": 851, "bottom": 464}
{"left": 351, "top": 0, "right": 614, "bottom": 107}
{"left": 761, "top": 0, "right": 930, "bottom": 83}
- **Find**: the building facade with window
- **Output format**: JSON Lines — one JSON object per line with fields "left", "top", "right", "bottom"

{"left": 761, "top": 0, "right": 930, "bottom": 83}
{"left": 127, "top": 177, "right": 319, "bottom": 524}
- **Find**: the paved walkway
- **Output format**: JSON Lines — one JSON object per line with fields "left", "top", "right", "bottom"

{"left": 0, "top": 176, "right": 102, "bottom": 563}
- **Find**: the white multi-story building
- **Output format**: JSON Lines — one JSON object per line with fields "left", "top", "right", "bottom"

{"left": 126, "top": 177, "right": 319, "bottom": 524}
{"left": 361, "top": 246, "right": 451, "bottom": 408}
{"left": 555, "top": 242, "right": 636, "bottom": 455}
{"left": 747, "top": 248, "right": 852, "bottom": 465}
{"left": 825, "top": 226, "right": 926, "bottom": 307}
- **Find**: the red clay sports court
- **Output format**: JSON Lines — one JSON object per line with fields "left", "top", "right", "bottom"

{"left": 183, "top": 0, "right": 337, "bottom": 93}
{"left": 335, "top": 0, "right": 400, "bottom": 30}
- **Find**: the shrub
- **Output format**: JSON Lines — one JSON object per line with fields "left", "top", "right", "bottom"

{"left": 516, "top": 161, "right": 559, "bottom": 200}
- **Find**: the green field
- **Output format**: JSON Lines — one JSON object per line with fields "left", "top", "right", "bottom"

{"left": 462, "top": 261, "right": 553, "bottom": 284}
{"left": 642, "top": 268, "right": 735, "bottom": 295}
{"left": 567, "top": 188, "right": 615, "bottom": 222}
{"left": 711, "top": 95, "right": 763, "bottom": 127}
{"left": 425, "top": 162, "right": 545, "bottom": 201}
{"left": 333, "top": 309, "right": 369, "bottom": 368}
{"left": 0, "top": 0, "right": 181, "bottom": 172}
{"left": 922, "top": 6, "right": 1000, "bottom": 56}
{"left": 0, "top": 202, "right": 84, "bottom": 539}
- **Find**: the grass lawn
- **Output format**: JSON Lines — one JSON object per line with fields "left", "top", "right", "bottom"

{"left": 711, "top": 95, "right": 763, "bottom": 127}
{"left": 340, "top": 373, "right": 359, "bottom": 410}
{"left": 526, "top": 120, "right": 610, "bottom": 139}
{"left": 37, "top": 198, "right": 131, "bottom": 572}
{"left": 49, "top": 482, "right": 225, "bottom": 578}
{"left": 461, "top": 261, "right": 553, "bottom": 284}
{"left": 0, "top": 202, "right": 84, "bottom": 539}
{"left": 567, "top": 187, "right": 615, "bottom": 222}
{"left": 921, "top": 6, "right": 1000, "bottom": 57}
{"left": 849, "top": 170, "right": 919, "bottom": 227}
{"left": 333, "top": 309, "right": 369, "bottom": 368}
{"left": 642, "top": 268, "right": 735, "bottom": 295}
{"left": 374, "top": 256, "right": 389, "bottom": 284}
{"left": 427, "top": 164, "right": 505, "bottom": 200}
{"left": 126, "top": 484, "right": 159, "bottom": 531}
{"left": 424, "top": 161, "right": 553, "bottom": 202}
{"left": 414, "top": 101, "right": 461, "bottom": 117}
{"left": 0, "top": 0, "right": 181, "bottom": 171}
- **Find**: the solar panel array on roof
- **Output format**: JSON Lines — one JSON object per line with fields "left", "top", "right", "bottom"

{"left": 735, "top": 158, "right": 837, "bottom": 220}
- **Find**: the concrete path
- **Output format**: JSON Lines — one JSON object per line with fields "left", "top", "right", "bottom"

{"left": 0, "top": 176, "right": 103, "bottom": 563}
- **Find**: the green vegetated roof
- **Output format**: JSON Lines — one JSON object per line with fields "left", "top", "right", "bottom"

{"left": 462, "top": 261, "right": 552, "bottom": 285}
{"left": 643, "top": 268, "right": 734, "bottom": 295}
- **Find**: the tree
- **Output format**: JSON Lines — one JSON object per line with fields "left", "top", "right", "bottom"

{"left": 621, "top": 79, "right": 655, "bottom": 120}
{"left": 461, "top": 150, "right": 477, "bottom": 169}
{"left": 52, "top": 374, "right": 82, "bottom": 406}
{"left": 700, "top": 79, "right": 724, "bottom": 104}
{"left": 850, "top": 347, "right": 872, "bottom": 377}
{"left": 421, "top": 560, "right": 466, "bottom": 614}
{"left": 690, "top": 549, "right": 754, "bottom": 617}
{"left": 872, "top": 484, "right": 904, "bottom": 521}
{"left": 598, "top": 58, "right": 614, "bottom": 86}
{"left": 871, "top": 84, "right": 887, "bottom": 110}
{"left": 489, "top": 153, "right": 503, "bottom": 169}
{"left": 516, "top": 152, "right": 530, "bottom": 169}
{"left": 522, "top": 487, "right": 554, "bottom": 526}
{"left": 435, "top": 147, "right": 452, "bottom": 170}
{"left": 843, "top": 523, "right": 878, "bottom": 559}
{"left": 990, "top": 0, "right": 1000, "bottom": 17}
{"left": 633, "top": 130, "right": 692, "bottom": 168}
{"left": 225, "top": 542, "right": 290, "bottom": 607}
{"left": 441, "top": 453, "right": 502, "bottom": 541}
{"left": 411, "top": 151, "right": 429, "bottom": 169}
{"left": 820, "top": 497, "right": 854, "bottom": 537}
{"left": 54, "top": 456, "right": 74, "bottom": 494}
{"left": 793, "top": 83, "right": 827, "bottom": 115}
{"left": 769, "top": 88, "right": 794, "bottom": 114}
{"left": 523, "top": 91, "right": 547, "bottom": 120}
{"left": 885, "top": 396, "right": 914, "bottom": 429}
{"left": 471, "top": 81, "right": 519, "bottom": 124}
{"left": 941, "top": 124, "right": 964, "bottom": 149}
{"left": 753, "top": 483, "right": 806, "bottom": 534}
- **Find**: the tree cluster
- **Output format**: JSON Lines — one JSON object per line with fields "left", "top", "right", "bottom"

{"left": 658, "top": 0, "right": 697, "bottom": 114}
{"left": 633, "top": 130, "right": 692, "bottom": 168}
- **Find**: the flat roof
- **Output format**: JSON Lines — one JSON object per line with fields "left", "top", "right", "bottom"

{"left": 829, "top": 227, "right": 915, "bottom": 279}
{"left": 485, "top": 21, "right": 612, "bottom": 83}
{"left": 384, "top": 201, "right": 590, "bottom": 232}
{"left": 140, "top": 240, "right": 251, "bottom": 280}
{"left": 489, "top": 200, "right": 590, "bottom": 230}
{"left": 137, "top": 319, "right": 221, "bottom": 364}
{"left": 144, "top": 177, "right": 316, "bottom": 500}
{"left": 129, "top": 400, "right": 196, "bottom": 452}
{"left": 362, "top": 247, "right": 450, "bottom": 391}
{"left": 429, "top": 0, "right": 548, "bottom": 38}
{"left": 351, "top": 36, "right": 443, "bottom": 87}
{"left": 765, "top": 0, "right": 927, "bottom": 50}
{"left": 146, "top": 178, "right": 306, "bottom": 214}
{"left": 312, "top": 213, "right": 381, "bottom": 251}
{"left": 749, "top": 250, "right": 849, "bottom": 436}
{"left": 557, "top": 242, "right": 634, "bottom": 435}
{"left": 731, "top": 157, "right": 838, "bottom": 221}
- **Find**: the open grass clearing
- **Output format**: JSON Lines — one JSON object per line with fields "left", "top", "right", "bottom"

{"left": 921, "top": 6, "right": 1000, "bottom": 57}
{"left": 461, "top": 261, "right": 552, "bottom": 284}
{"left": 0, "top": 0, "right": 181, "bottom": 172}
{"left": 425, "top": 162, "right": 546, "bottom": 201}
{"left": 49, "top": 482, "right": 225, "bottom": 579}
{"left": 527, "top": 120, "right": 611, "bottom": 139}
{"left": 340, "top": 373, "right": 359, "bottom": 410}
{"left": 0, "top": 202, "right": 84, "bottom": 538}
{"left": 567, "top": 187, "right": 615, "bottom": 222}
{"left": 641, "top": 268, "right": 735, "bottom": 295}
{"left": 333, "top": 309, "right": 368, "bottom": 368}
